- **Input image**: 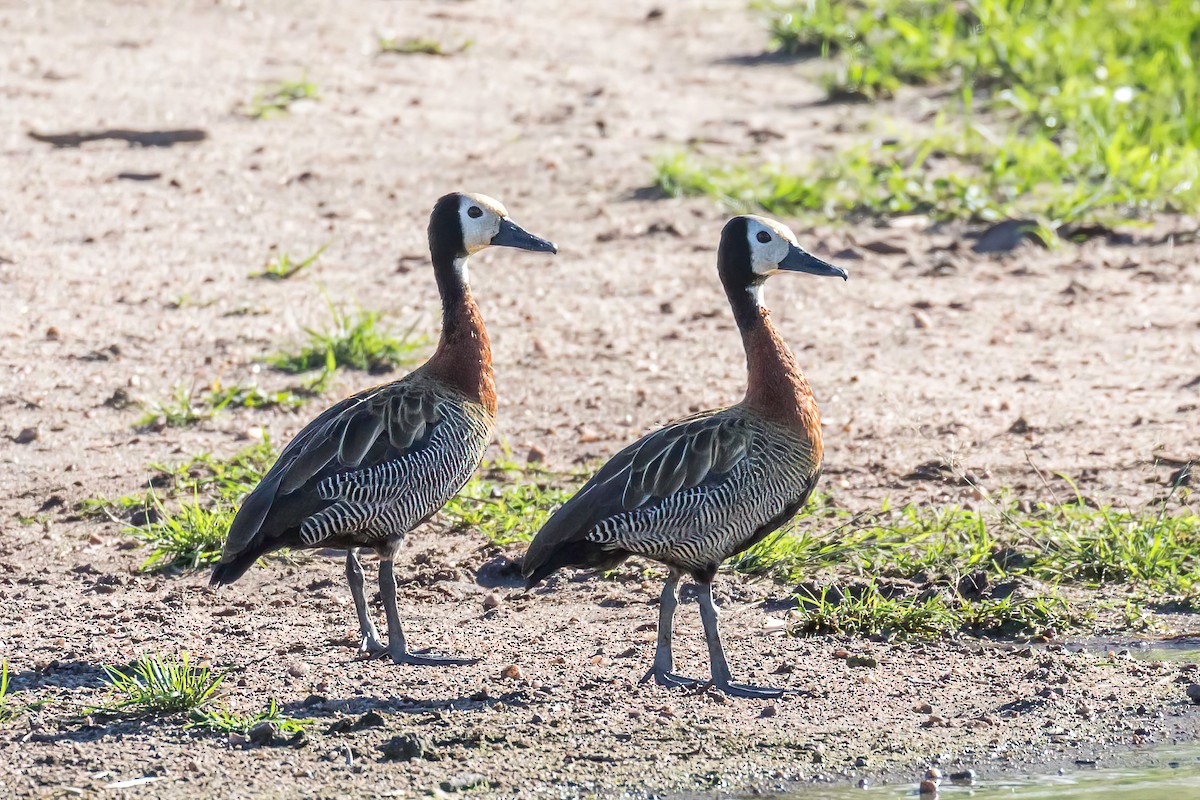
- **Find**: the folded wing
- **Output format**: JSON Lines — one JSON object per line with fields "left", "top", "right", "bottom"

{"left": 522, "top": 410, "right": 752, "bottom": 584}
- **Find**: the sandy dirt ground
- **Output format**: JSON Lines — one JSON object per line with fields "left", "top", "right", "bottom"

{"left": 2, "top": 0, "right": 1200, "bottom": 797}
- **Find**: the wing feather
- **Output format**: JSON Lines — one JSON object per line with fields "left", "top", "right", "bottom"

{"left": 338, "top": 411, "right": 385, "bottom": 468}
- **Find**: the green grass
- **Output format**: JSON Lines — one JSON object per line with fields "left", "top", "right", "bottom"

{"left": 130, "top": 493, "right": 237, "bottom": 571}
{"left": 741, "top": 491, "right": 1200, "bottom": 592}
{"left": 0, "top": 660, "right": 14, "bottom": 724}
{"left": 94, "top": 653, "right": 222, "bottom": 717}
{"left": 662, "top": 0, "right": 1200, "bottom": 229}
{"left": 191, "top": 698, "right": 310, "bottom": 736}
{"left": 442, "top": 460, "right": 583, "bottom": 546}
{"left": 734, "top": 477, "right": 1197, "bottom": 638}
{"left": 137, "top": 382, "right": 307, "bottom": 429}
{"left": 243, "top": 75, "right": 319, "bottom": 119}
{"left": 88, "top": 440, "right": 277, "bottom": 571}
{"left": 268, "top": 304, "right": 426, "bottom": 389}
{"left": 377, "top": 35, "right": 472, "bottom": 56}
{"left": 251, "top": 241, "right": 330, "bottom": 281}
{"left": 792, "top": 581, "right": 1079, "bottom": 639}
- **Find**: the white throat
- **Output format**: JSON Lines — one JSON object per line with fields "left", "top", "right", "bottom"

{"left": 453, "top": 256, "right": 470, "bottom": 286}
{"left": 746, "top": 283, "right": 764, "bottom": 307}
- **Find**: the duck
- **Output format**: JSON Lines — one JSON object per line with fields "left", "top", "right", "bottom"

{"left": 211, "top": 192, "right": 556, "bottom": 666}
{"left": 522, "top": 215, "right": 845, "bottom": 697}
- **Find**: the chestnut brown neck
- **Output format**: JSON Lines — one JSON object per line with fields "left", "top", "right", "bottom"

{"left": 739, "top": 305, "right": 821, "bottom": 443}
{"left": 425, "top": 260, "right": 496, "bottom": 415}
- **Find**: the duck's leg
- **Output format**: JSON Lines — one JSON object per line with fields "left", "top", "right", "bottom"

{"left": 640, "top": 570, "right": 699, "bottom": 688}
{"left": 378, "top": 558, "right": 478, "bottom": 667}
{"left": 697, "top": 581, "right": 784, "bottom": 699}
{"left": 346, "top": 549, "right": 386, "bottom": 657}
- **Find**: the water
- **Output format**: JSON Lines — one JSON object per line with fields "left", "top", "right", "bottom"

{"left": 778, "top": 749, "right": 1200, "bottom": 799}
{"left": 1077, "top": 635, "right": 1200, "bottom": 664}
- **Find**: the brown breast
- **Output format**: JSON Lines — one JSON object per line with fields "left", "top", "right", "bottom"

{"left": 424, "top": 289, "right": 497, "bottom": 416}
{"left": 740, "top": 307, "right": 823, "bottom": 461}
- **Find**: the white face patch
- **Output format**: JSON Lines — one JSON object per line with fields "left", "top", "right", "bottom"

{"left": 458, "top": 193, "right": 508, "bottom": 255}
{"left": 744, "top": 215, "right": 800, "bottom": 276}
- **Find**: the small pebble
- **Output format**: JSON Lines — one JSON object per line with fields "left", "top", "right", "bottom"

{"left": 483, "top": 591, "right": 503, "bottom": 610}
{"left": 380, "top": 733, "right": 436, "bottom": 762}
{"left": 1185, "top": 683, "right": 1200, "bottom": 704}
{"left": 501, "top": 664, "right": 524, "bottom": 680}
{"left": 356, "top": 710, "right": 385, "bottom": 729}
{"left": 248, "top": 721, "right": 279, "bottom": 746}
{"left": 441, "top": 773, "right": 488, "bottom": 793}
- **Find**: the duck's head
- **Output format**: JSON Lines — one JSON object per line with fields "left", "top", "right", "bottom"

{"left": 718, "top": 215, "right": 847, "bottom": 300}
{"left": 428, "top": 192, "right": 557, "bottom": 268}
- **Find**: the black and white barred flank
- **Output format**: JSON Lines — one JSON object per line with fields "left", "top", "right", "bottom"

{"left": 210, "top": 376, "right": 494, "bottom": 585}
{"left": 522, "top": 407, "right": 820, "bottom": 584}
{"left": 585, "top": 419, "right": 815, "bottom": 571}
{"left": 300, "top": 401, "right": 490, "bottom": 545}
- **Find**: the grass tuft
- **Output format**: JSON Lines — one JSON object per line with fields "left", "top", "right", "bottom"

{"left": 0, "top": 660, "right": 14, "bottom": 724}
{"left": 131, "top": 492, "right": 236, "bottom": 571}
{"left": 243, "top": 75, "right": 319, "bottom": 119}
{"left": 88, "top": 440, "right": 277, "bottom": 571}
{"left": 191, "top": 698, "right": 310, "bottom": 735}
{"left": 137, "top": 381, "right": 307, "bottom": 429}
{"left": 251, "top": 241, "right": 330, "bottom": 281}
{"left": 95, "top": 653, "right": 222, "bottom": 716}
{"left": 268, "top": 304, "right": 426, "bottom": 388}
{"left": 377, "top": 35, "right": 472, "bottom": 56}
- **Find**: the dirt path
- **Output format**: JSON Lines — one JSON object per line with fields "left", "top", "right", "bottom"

{"left": 2, "top": 0, "right": 1199, "bottom": 797}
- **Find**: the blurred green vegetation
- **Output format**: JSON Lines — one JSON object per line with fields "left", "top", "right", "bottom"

{"left": 658, "top": 0, "right": 1200, "bottom": 231}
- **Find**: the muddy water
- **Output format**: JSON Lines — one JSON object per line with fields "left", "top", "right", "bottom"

{"left": 1076, "top": 636, "right": 1200, "bottom": 664}
{"left": 780, "top": 748, "right": 1200, "bottom": 799}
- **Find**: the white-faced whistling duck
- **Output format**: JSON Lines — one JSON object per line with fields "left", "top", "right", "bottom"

{"left": 211, "top": 192, "right": 556, "bottom": 666}
{"left": 522, "top": 215, "right": 846, "bottom": 697}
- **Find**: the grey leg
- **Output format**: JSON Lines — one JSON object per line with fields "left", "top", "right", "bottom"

{"left": 346, "top": 549, "right": 386, "bottom": 657}
{"left": 640, "top": 571, "right": 698, "bottom": 688}
{"left": 379, "top": 559, "right": 477, "bottom": 667}
{"left": 697, "top": 582, "right": 783, "bottom": 699}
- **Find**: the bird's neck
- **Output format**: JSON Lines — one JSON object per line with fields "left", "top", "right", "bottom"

{"left": 733, "top": 285, "right": 821, "bottom": 438}
{"left": 426, "top": 255, "right": 496, "bottom": 415}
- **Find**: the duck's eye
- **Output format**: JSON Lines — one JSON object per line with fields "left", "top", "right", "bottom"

{"left": 756, "top": 231, "right": 771, "bottom": 243}
{"left": 467, "top": 206, "right": 483, "bottom": 219}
